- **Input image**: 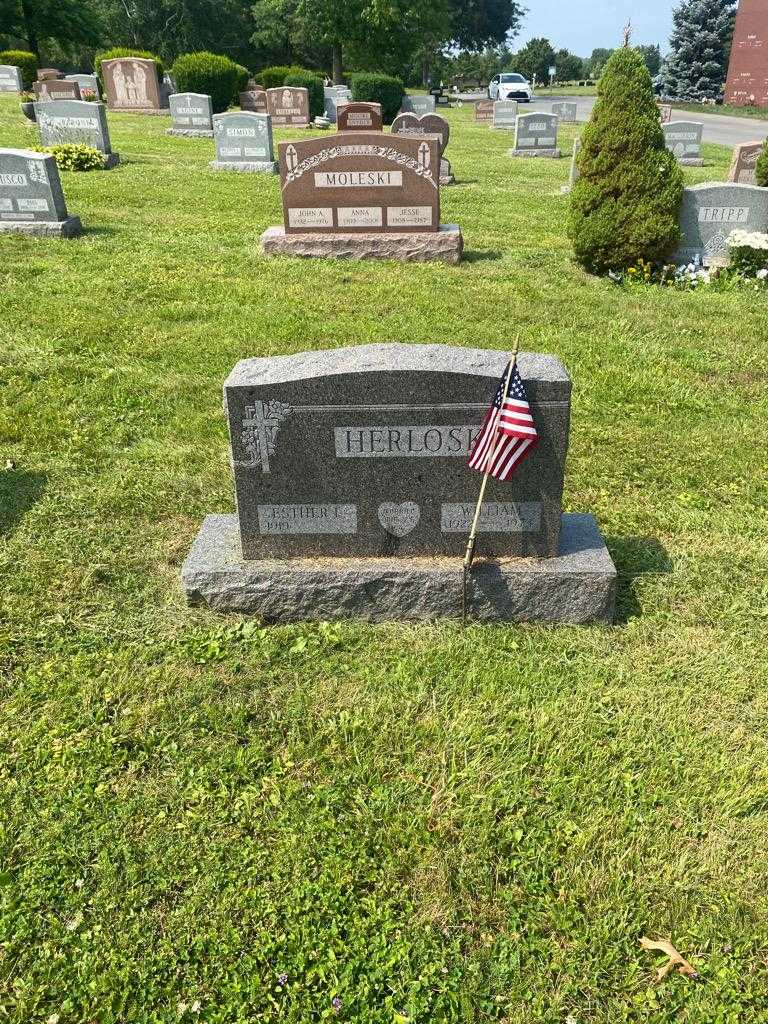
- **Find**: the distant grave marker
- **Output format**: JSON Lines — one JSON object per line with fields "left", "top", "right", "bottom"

{"left": 168, "top": 92, "right": 214, "bottom": 136}
{"left": 552, "top": 101, "right": 577, "bottom": 122}
{"left": 561, "top": 137, "right": 581, "bottom": 194}
{"left": 102, "top": 57, "right": 166, "bottom": 113}
{"left": 0, "top": 147, "right": 81, "bottom": 237}
{"left": 657, "top": 102, "right": 672, "bottom": 123}
{"left": 664, "top": 121, "right": 704, "bottom": 165}
{"left": 728, "top": 140, "right": 764, "bottom": 184}
{"left": 509, "top": 112, "right": 561, "bottom": 158}
{"left": 474, "top": 99, "right": 494, "bottom": 122}
{"left": 32, "top": 79, "right": 81, "bottom": 102}
{"left": 337, "top": 102, "right": 382, "bottom": 132}
{"left": 35, "top": 100, "right": 119, "bottom": 167}
{"left": 391, "top": 111, "right": 454, "bottom": 184}
{"left": 0, "top": 65, "right": 22, "bottom": 93}
{"left": 210, "top": 111, "right": 277, "bottom": 173}
{"left": 240, "top": 88, "right": 267, "bottom": 113}
{"left": 492, "top": 100, "right": 518, "bottom": 129}
{"left": 64, "top": 74, "right": 99, "bottom": 96}
{"left": 323, "top": 86, "right": 352, "bottom": 122}
{"left": 266, "top": 86, "right": 310, "bottom": 126}
{"left": 400, "top": 95, "right": 436, "bottom": 115}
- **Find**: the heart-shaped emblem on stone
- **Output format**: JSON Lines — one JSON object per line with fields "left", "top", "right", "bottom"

{"left": 390, "top": 112, "right": 449, "bottom": 155}
{"left": 378, "top": 502, "right": 420, "bottom": 538}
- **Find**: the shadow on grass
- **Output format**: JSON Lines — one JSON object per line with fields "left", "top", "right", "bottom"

{"left": 462, "top": 249, "right": 503, "bottom": 263}
{"left": 81, "top": 226, "right": 119, "bottom": 239}
{"left": 607, "top": 535, "right": 672, "bottom": 624}
{"left": 0, "top": 468, "right": 47, "bottom": 539}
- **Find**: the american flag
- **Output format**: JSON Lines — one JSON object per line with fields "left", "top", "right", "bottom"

{"left": 468, "top": 362, "right": 538, "bottom": 481}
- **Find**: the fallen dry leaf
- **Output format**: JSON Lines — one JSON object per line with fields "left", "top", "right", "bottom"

{"left": 640, "top": 936, "right": 699, "bottom": 980}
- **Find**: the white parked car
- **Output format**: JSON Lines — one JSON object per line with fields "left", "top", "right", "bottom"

{"left": 488, "top": 72, "right": 534, "bottom": 103}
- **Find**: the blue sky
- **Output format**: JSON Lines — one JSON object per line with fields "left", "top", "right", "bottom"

{"left": 517, "top": 0, "right": 674, "bottom": 57}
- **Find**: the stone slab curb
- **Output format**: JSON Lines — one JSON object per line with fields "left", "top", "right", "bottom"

{"left": 261, "top": 224, "right": 463, "bottom": 264}
{"left": 209, "top": 160, "right": 278, "bottom": 174}
{"left": 508, "top": 148, "right": 562, "bottom": 159}
{"left": 0, "top": 215, "right": 82, "bottom": 237}
{"left": 181, "top": 512, "right": 617, "bottom": 624}
{"left": 679, "top": 158, "right": 705, "bottom": 166}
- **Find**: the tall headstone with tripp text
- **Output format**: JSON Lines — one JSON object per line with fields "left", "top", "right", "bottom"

{"left": 674, "top": 182, "right": 768, "bottom": 266}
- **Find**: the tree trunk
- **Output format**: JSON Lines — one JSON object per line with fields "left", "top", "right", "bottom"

{"left": 332, "top": 43, "right": 343, "bottom": 84}
{"left": 20, "top": 0, "right": 39, "bottom": 57}
{"left": 422, "top": 54, "right": 430, "bottom": 88}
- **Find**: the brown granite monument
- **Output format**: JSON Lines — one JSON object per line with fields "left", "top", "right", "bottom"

{"left": 474, "top": 100, "right": 494, "bottom": 122}
{"left": 728, "top": 140, "right": 765, "bottom": 183}
{"left": 102, "top": 57, "right": 165, "bottom": 113}
{"left": 240, "top": 88, "right": 267, "bottom": 113}
{"left": 725, "top": 0, "right": 768, "bottom": 107}
{"left": 266, "top": 86, "right": 310, "bottom": 126}
{"left": 32, "top": 80, "right": 81, "bottom": 102}
{"left": 261, "top": 131, "right": 462, "bottom": 262}
{"left": 337, "top": 102, "right": 382, "bottom": 132}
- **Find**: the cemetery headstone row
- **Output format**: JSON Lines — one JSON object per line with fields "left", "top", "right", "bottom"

{"left": 181, "top": 343, "right": 617, "bottom": 623}
{"left": 509, "top": 113, "right": 561, "bottom": 159}
{"left": 0, "top": 148, "right": 81, "bottom": 237}
{"left": 210, "top": 111, "right": 277, "bottom": 173}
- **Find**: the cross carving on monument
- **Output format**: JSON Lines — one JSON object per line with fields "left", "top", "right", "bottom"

{"left": 242, "top": 400, "right": 291, "bottom": 474}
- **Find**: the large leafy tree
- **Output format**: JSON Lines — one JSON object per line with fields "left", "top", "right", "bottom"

{"left": 636, "top": 43, "right": 661, "bottom": 76}
{"left": 555, "top": 48, "right": 584, "bottom": 82}
{"left": 513, "top": 37, "right": 556, "bottom": 85}
{"left": 1, "top": 0, "right": 102, "bottom": 57}
{"left": 663, "top": 0, "right": 736, "bottom": 100}
{"left": 587, "top": 47, "right": 614, "bottom": 77}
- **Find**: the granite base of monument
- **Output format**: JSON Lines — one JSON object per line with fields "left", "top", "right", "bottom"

{"left": 0, "top": 215, "right": 82, "bottom": 238}
{"left": 167, "top": 127, "right": 213, "bottom": 138}
{"left": 182, "top": 513, "right": 617, "bottom": 624}
{"left": 260, "top": 224, "right": 463, "bottom": 264}
{"left": 678, "top": 157, "right": 704, "bottom": 167}
{"left": 209, "top": 159, "right": 278, "bottom": 174}
{"left": 508, "top": 148, "right": 562, "bottom": 159}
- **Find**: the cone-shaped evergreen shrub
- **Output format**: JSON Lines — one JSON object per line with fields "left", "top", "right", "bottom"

{"left": 756, "top": 139, "right": 768, "bottom": 188}
{"left": 568, "top": 48, "right": 684, "bottom": 273}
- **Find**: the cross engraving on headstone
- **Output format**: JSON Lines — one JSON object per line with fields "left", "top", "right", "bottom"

{"left": 241, "top": 400, "right": 291, "bottom": 473}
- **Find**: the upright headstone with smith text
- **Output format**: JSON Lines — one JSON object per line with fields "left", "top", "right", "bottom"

{"left": 0, "top": 148, "right": 81, "bottom": 237}
{"left": 674, "top": 182, "right": 768, "bottom": 266}
{"left": 35, "top": 100, "right": 119, "bottom": 167}
{"left": 261, "top": 131, "right": 462, "bottom": 262}
{"left": 509, "top": 112, "right": 561, "bottom": 158}
{"left": 210, "top": 111, "right": 277, "bottom": 173}
{"left": 168, "top": 92, "right": 214, "bottom": 136}
{"left": 182, "top": 343, "right": 617, "bottom": 623}
{"left": 664, "top": 121, "right": 704, "bottom": 166}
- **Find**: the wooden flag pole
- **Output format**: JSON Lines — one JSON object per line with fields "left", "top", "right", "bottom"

{"left": 462, "top": 338, "right": 520, "bottom": 627}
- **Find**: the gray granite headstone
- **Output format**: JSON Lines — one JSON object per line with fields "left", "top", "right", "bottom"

{"left": 0, "top": 148, "right": 81, "bottom": 236}
{"left": 552, "top": 101, "right": 577, "bottom": 122}
{"left": 210, "top": 111, "right": 277, "bottom": 173}
{"left": 510, "top": 112, "right": 560, "bottom": 158}
{"left": 222, "top": 343, "right": 571, "bottom": 561}
{"left": 0, "top": 65, "right": 22, "bottom": 93}
{"left": 492, "top": 100, "right": 518, "bottom": 129}
{"left": 728, "top": 141, "right": 764, "bottom": 184}
{"left": 674, "top": 182, "right": 768, "bottom": 266}
{"left": 664, "top": 121, "right": 704, "bottom": 166}
{"left": 64, "top": 74, "right": 99, "bottom": 95}
{"left": 323, "top": 86, "right": 352, "bottom": 122}
{"left": 168, "top": 92, "right": 214, "bottom": 136}
{"left": 35, "top": 100, "right": 115, "bottom": 162}
{"left": 400, "top": 95, "right": 436, "bottom": 115}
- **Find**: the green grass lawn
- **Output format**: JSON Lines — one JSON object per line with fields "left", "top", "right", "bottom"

{"left": 2, "top": 94, "right": 768, "bottom": 1023}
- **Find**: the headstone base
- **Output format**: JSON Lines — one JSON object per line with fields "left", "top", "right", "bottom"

{"left": 209, "top": 159, "right": 278, "bottom": 174}
{"left": 261, "top": 224, "right": 463, "bottom": 264}
{"left": 508, "top": 148, "right": 562, "bottom": 159}
{"left": 181, "top": 513, "right": 617, "bottom": 625}
{"left": 0, "top": 215, "right": 82, "bottom": 238}
{"left": 167, "top": 127, "right": 214, "bottom": 138}
{"left": 440, "top": 157, "right": 455, "bottom": 185}
{"left": 678, "top": 157, "right": 704, "bottom": 166}
{"left": 110, "top": 107, "right": 169, "bottom": 115}
{"left": 104, "top": 153, "right": 120, "bottom": 169}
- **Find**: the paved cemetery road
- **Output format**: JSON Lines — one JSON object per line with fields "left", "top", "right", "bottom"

{"left": 456, "top": 93, "right": 768, "bottom": 148}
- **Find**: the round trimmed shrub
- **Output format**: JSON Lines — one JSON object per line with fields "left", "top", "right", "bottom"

{"left": 258, "top": 66, "right": 292, "bottom": 90}
{"left": 756, "top": 139, "right": 768, "bottom": 188}
{"left": 350, "top": 72, "right": 404, "bottom": 123}
{"left": 283, "top": 69, "right": 324, "bottom": 118}
{"left": 171, "top": 52, "right": 240, "bottom": 114}
{"left": 95, "top": 48, "right": 164, "bottom": 91}
{"left": 567, "top": 48, "right": 684, "bottom": 273}
{"left": 38, "top": 144, "right": 106, "bottom": 171}
{"left": 0, "top": 50, "right": 37, "bottom": 90}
